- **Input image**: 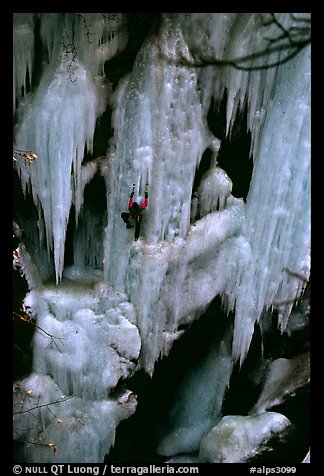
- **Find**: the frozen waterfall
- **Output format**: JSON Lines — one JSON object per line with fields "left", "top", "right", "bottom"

{"left": 13, "top": 13, "right": 310, "bottom": 464}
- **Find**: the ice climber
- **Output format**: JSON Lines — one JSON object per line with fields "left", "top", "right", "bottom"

{"left": 121, "top": 183, "right": 148, "bottom": 240}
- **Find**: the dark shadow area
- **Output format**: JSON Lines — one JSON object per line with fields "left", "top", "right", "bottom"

{"left": 191, "top": 148, "right": 213, "bottom": 197}
{"left": 207, "top": 93, "right": 253, "bottom": 201}
{"left": 84, "top": 174, "right": 107, "bottom": 213}
{"left": 13, "top": 167, "right": 55, "bottom": 283}
{"left": 105, "top": 13, "right": 162, "bottom": 89}
{"left": 13, "top": 168, "right": 36, "bottom": 228}
{"left": 63, "top": 205, "right": 76, "bottom": 268}
{"left": 82, "top": 108, "right": 113, "bottom": 164}
{"left": 249, "top": 384, "right": 310, "bottom": 464}
{"left": 64, "top": 174, "right": 107, "bottom": 269}
{"left": 222, "top": 323, "right": 263, "bottom": 416}
{"left": 13, "top": 169, "right": 36, "bottom": 383}
{"left": 13, "top": 270, "right": 33, "bottom": 382}
{"left": 262, "top": 299, "right": 310, "bottom": 361}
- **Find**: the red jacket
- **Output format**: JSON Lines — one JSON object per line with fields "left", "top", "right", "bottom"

{"left": 128, "top": 197, "right": 148, "bottom": 218}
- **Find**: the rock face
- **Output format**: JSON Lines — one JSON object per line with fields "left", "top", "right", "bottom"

{"left": 13, "top": 13, "right": 310, "bottom": 463}
{"left": 199, "top": 413, "right": 291, "bottom": 463}
{"left": 249, "top": 353, "right": 310, "bottom": 415}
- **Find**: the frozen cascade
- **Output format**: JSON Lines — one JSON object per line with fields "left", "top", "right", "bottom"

{"left": 125, "top": 196, "right": 245, "bottom": 374}
{"left": 14, "top": 57, "right": 108, "bottom": 283}
{"left": 13, "top": 13, "right": 310, "bottom": 463}
{"left": 13, "top": 13, "right": 128, "bottom": 283}
{"left": 24, "top": 277, "right": 141, "bottom": 400}
{"left": 103, "top": 16, "right": 218, "bottom": 289}
{"left": 103, "top": 12, "right": 310, "bottom": 367}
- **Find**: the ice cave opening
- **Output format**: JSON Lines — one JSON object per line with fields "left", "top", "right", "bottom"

{"left": 207, "top": 94, "right": 253, "bottom": 201}
{"left": 13, "top": 13, "right": 310, "bottom": 464}
{"left": 106, "top": 296, "right": 231, "bottom": 463}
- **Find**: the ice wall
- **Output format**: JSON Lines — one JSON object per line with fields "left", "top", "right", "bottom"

{"left": 103, "top": 16, "right": 218, "bottom": 286}
{"left": 102, "top": 12, "right": 310, "bottom": 370}
{"left": 13, "top": 13, "right": 310, "bottom": 463}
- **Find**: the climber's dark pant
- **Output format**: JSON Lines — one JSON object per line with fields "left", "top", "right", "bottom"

{"left": 121, "top": 212, "right": 142, "bottom": 224}
{"left": 121, "top": 212, "right": 131, "bottom": 225}
{"left": 121, "top": 212, "right": 142, "bottom": 239}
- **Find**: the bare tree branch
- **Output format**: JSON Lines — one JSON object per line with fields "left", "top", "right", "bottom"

{"left": 13, "top": 394, "right": 75, "bottom": 416}
{"left": 162, "top": 13, "right": 310, "bottom": 72}
{"left": 13, "top": 311, "right": 67, "bottom": 353}
{"left": 13, "top": 148, "right": 37, "bottom": 163}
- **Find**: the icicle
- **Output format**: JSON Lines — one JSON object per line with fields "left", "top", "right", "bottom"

{"left": 14, "top": 56, "right": 108, "bottom": 283}
{"left": 13, "top": 13, "right": 35, "bottom": 113}
{"left": 231, "top": 41, "right": 310, "bottom": 364}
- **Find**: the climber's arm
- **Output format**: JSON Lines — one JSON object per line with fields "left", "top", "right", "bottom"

{"left": 128, "top": 183, "right": 135, "bottom": 208}
{"left": 140, "top": 198, "right": 148, "bottom": 209}
{"left": 140, "top": 183, "right": 148, "bottom": 209}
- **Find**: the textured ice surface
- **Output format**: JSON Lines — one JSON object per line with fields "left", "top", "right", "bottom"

{"left": 14, "top": 277, "right": 140, "bottom": 463}
{"left": 13, "top": 373, "right": 137, "bottom": 463}
{"left": 25, "top": 278, "right": 140, "bottom": 399}
{"left": 14, "top": 12, "right": 310, "bottom": 362}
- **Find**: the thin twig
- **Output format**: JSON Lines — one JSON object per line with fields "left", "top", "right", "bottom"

{"left": 14, "top": 395, "right": 75, "bottom": 416}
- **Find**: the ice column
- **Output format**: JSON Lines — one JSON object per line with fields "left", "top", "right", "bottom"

{"left": 103, "top": 15, "right": 219, "bottom": 290}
